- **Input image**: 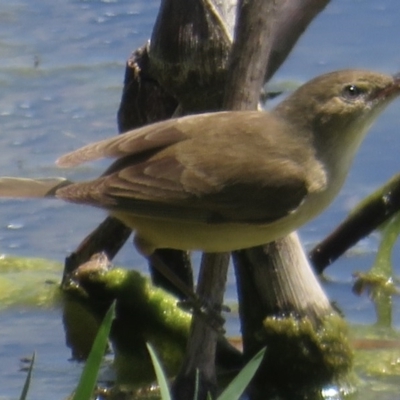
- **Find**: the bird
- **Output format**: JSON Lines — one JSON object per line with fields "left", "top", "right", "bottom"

{"left": 0, "top": 69, "right": 399, "bottom": 256}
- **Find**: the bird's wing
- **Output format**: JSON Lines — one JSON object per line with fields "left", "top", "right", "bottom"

{"left": 56, "top": 112, "right": 223, "bottom": 167}
{"left": 0, "top": 177, "right": 71, "bottom": 198}
{"left": 56, "top": 112, "right": 327, "bottom": 224}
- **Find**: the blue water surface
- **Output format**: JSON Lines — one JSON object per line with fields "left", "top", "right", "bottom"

{"left": 0, "top": 0, "right": 399, "bottom": 398}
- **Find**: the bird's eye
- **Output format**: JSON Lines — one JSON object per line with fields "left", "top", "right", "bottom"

{"left": 342, "top": 84, "right": 364, "bottom": 100}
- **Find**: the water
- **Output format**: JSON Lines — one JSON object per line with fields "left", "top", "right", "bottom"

{"left": 0, "top": 0, "right": 399, "bottom": 398}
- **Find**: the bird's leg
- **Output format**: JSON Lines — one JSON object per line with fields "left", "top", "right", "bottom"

{"left": 134, "top": 235, "right": 226, "bottom": 332}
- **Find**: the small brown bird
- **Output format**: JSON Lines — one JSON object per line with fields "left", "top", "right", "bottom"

{"left": 0, "top": 69, "right": 399, "bottom": 255}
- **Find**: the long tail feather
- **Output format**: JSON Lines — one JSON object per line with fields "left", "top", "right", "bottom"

{"left": 0, "top": 177, "right": 72, "bottom": 198}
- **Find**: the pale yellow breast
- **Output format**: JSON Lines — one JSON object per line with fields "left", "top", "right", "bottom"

{"left": 110, "top": 178, "right": 337, "bottom": 254}
{"left": 111, "top": 207, "right": 308, "bottom": 254}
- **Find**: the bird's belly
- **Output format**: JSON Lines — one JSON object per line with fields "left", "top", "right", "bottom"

{"left": 110, "top": 211, "right": 303, "bottom": 253}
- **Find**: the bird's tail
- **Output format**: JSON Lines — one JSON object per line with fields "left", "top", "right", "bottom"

{"left": 0, "top": 177, "right": 72, "bottom": 198}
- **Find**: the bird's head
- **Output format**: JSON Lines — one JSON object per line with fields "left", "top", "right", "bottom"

{"left": 275, "top": 69, "right": 400, "bottom": 172}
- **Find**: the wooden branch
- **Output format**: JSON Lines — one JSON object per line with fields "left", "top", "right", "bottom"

{"left": 149, "top": 0, "right": 232, "bottom": 112}
{"left": 223, "top": 0, "right": 277, "bottom": 110}
{"left": 234, "top": 234, "right": 353, "bottom": 397}
{"left": 265, "top": 0, "right": 331, "bottom": 81}
{"left": 310, "top": 173, "right": 400, "bottom": 274}
{"left": 62, "top": 217, "right": 131, "bottom": 284}
{"left": 117, "top": 46, "right": 179, "bottom": 131}
{"left": 172, "top": 253, "right": 229, "bottom": 399}
{"left": 233, "top": 234, "right": 333, "bottom": 355}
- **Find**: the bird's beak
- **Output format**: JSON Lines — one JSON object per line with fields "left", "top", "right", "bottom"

{"left": 392, "top": 72, "right": 400, "bottom": 83}
{"left": 383, "top": 73, "right": 400, "bottom": 98}
{"left": 372, "top": 73, "right": 400, "bottom": 101}
{"left": 392, "top": 72, "right": 400, "bottom": 91}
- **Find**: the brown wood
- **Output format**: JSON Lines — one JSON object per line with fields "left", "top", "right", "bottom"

{"left": 172, "top": 253, "right": 230, "bottom": 400}
{"left": 310, "top": 173, "right": 400, "bottom": 273}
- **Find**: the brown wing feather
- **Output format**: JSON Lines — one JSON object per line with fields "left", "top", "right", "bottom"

{"left": 56, "top": 112, "right": 225, "bottom": 167}
{"left": 56, "top": 151, "right": 326, "bottom": 224}
{"left": 56, "top": 110, "right": 327, "bottom": 224}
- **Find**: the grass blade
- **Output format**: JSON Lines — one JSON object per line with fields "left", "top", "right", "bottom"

{"left": 217, "top": 347, "right": 265, "bottom": 400}
{"left": 19, "top": 352, "right": 35, "bottom": 400}
{"left": 73, "top": 301, "right": 115, "bottom": 400}
{"left": 146, "top": 342, "right": 172, "bottom": 400}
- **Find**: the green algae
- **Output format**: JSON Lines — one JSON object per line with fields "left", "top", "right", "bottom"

{"left": 258, "top": 312, "right": 354, "bottom": 396}
{"left": 63, "top": 265, "right": 192, "bottom": 384}
{"left": 0, "top": 254, "right": 62, "bottom": 308}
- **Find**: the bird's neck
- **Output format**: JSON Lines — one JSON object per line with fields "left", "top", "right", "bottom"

{"left": 275, "top": 100, "right": 374, "bottom": 187}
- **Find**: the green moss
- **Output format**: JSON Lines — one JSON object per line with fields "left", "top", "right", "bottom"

{"left": 64, "top": 266, "right": 192, "bottom": 384}
{"left": 69, "top": 267, "right": 191, "bottom": 336}
{"left": 349, "top": 324, "right": 400, "bottom": 398}
{"left": 352, "top": 271, "right": 398, "bottom": 298}
{"left": 259, "top": 313, "right": 353, "bottom": 394}
{"left": 0, "top": 255, "right": 61, "bottom": 308}
{"left": 352, "top": 326, "right": 400, "bottom": 378}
